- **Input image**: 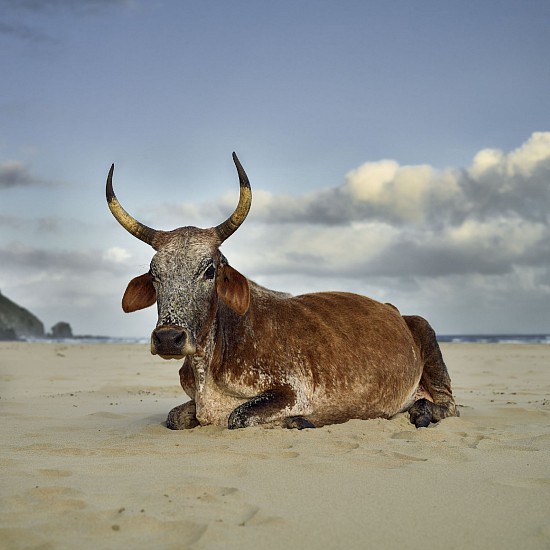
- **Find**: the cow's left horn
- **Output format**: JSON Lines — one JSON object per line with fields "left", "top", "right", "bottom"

{"left": 106, "top": 164, "right": 161, "bottom": 248}
{"left": 213, "top": 153, "right": 252, "bottom": 243}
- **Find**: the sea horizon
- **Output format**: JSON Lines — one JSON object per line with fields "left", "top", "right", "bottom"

{"left": 13, "top": 333, "right": 550, "bottom": 345}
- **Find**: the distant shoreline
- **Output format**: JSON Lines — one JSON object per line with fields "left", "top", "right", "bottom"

{"left": 437, "top": 334, "right": 550, "bottom": 345}
{"left": 10, "top": 334, "right": 550, "bottom": 345}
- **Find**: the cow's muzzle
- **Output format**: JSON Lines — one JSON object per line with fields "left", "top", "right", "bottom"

{"left": 150, "top": 325, "right": 195, "bottom": 359}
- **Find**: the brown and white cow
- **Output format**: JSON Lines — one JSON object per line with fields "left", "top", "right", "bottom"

{"left": 106, "top": 153, "right": 458, "bottom": 430}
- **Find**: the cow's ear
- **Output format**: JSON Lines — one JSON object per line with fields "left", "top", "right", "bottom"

{"left": 216, "top": 265, "right": 250, "bottom": 315}
{"left": 122, "top": 272, "right": 157, "bottom": 313}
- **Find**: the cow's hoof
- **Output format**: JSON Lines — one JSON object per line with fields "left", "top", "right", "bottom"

{"left": 166, "top": 402, "right": 200, "bottom": 430}
{"left": 409, "top": 398, "right": 433, "bottom": 428}
{"left": 284, "top": 416, "right": 316, "bottom": 430}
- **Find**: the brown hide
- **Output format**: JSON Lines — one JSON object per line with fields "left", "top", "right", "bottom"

{"left": 200, "top": 284, "right": 422, "bottom": 427}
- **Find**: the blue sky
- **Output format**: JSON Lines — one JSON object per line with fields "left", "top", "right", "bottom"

{"left": 1, "top": 0, "right": 549, "bottom": 337}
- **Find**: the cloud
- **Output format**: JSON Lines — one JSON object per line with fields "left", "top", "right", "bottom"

{"left": 369, "top": 218, "right": 550, "bottom": 278}
{"left": 0, "top": 0, "right": 135, "bottom": 43}
{"left": 0, "top": 243, "right": 126, "bottom": 279}
{"left": 102, "top": 246, "right": 132, "bottom": 263}
{"left": 225, "top": 215, "right": 549, "bottom": 282}
{"left": 463, "top": 132, "right": 550, "bottom": 224}
{"left": 152, "top": 132, "right": 550, "bottom": 281}
{"left": 123, "top": 132, "right": 550, "bottom": 302}
{"left": 0, "top": 215, "right": 22, "bottom": 228}
{"left": 160, "top": 133, "right": 549, "bottom": 234}
{"left": 4, "top": 0, "right": 133, "bottom": 12}
{"left": 0, "top": 161, "right": 54, "bottom": 189}
{"left": 2, "top": 133, "right": 549, "bottom": 335}
{"left": 215, "top": 133, "right": 550, "bottom": 333}
{"left": 0, "top": 215, "right": 65, "bottom": 236}
{"left": 0, "top": 21, "right": 56, "bottom": 43}
{"left": 35, "top": 217, "right": 61, "bottom": 233}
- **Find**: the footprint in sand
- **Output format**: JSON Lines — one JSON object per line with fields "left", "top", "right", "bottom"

{"left": 158, "top": 483, "right": 279, "bottom": 528}
{"left": 88, "top": 411, "right": 127, "bottom": 419}
{"left": 1, "top": 485, "right": 88, "bottom": 516}
{"left": 491, "top": 477, "right": 550, "bottom": 489}
{"left": 244, "top": 450, "right": 301, "bottom": 459}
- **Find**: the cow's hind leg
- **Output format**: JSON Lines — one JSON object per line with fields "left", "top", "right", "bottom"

{"left": 404, "top": 315, "right": 459, "bottom": 428}
{"left": 166, "top": 400, "right": 200, "bottom": 430}
{"left": 228, "top": 388, "right": 315, "bottom": 430}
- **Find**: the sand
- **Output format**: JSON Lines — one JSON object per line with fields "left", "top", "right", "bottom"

{"left": 0, "top": 342, "right": 549, "bottom": 550}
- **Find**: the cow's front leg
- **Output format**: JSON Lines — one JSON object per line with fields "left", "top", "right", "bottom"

{"left": 228, "top": 389, "right": 315, "bottom": 430}
{"left": 166, "top": 400, "right": 200, "bottom": 430}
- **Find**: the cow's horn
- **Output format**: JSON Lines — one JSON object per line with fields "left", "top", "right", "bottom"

{"left": 214, "top": 153, "right": 252, "bottom": 243}
{"left": 106, "top": 164, "right": 160, "bottom": 248}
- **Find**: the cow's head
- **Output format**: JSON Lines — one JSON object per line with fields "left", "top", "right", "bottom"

{"left": 106, "top": 153, "right": 252, "bottom": 360}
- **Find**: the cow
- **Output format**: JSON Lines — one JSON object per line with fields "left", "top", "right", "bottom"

{"left": 106, "top": 153, "right": 459, "bottom": 430}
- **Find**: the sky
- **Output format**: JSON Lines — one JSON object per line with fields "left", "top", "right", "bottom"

{"left": 1, "top": 0, "right": 549, "bottom": 338}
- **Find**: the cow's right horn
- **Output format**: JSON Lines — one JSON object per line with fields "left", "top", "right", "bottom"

{"left": 213, "top": 153, "right": 252, "bottom": 243}
{"left": 106, "top": 164, "right": 160, "bottom": 248}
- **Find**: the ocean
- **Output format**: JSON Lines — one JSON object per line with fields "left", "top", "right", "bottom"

{"left": 437, "top": 334, "right": 550, "bottom": 345}
{"left": 18, "top": 334, "right": 550, "bottom": 345}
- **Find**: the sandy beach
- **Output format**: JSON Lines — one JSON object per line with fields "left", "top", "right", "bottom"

{"left": 0, "top": 342, "right": 549, "bottom": 549}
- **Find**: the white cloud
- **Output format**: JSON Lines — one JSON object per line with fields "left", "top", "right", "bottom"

{"left": 343, "top": 160, "right": 466, "bottom": 224}
{"left": 507, "top": 132, "right": 550, "bottom": 177}
{"left": 344, "top": 160, "right": 399, "bottom": 201}
{"left": 449, "top": 218, "right": 545, "bottom": 257}
{"left": 469, "top": 148, "right": 505, "bottom": 179}
{"left": 103, "top": 246, "right": 132, "bottom": 263}
{"left": 226, "top": 221, "right": 400, "bottom": 278}
{"left": 158, "top": 132, "right": 549, "bottom": 232}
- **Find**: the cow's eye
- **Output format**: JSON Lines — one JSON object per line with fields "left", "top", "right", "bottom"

{"left": 204, "top": 265, "right": 216, "bottom": 280}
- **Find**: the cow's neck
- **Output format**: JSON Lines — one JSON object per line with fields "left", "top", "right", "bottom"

{"left": 191, "top": 316, "right": 218, "bottom": 392}
{"left": 191, "top": 313, "right": 250, "bottom": 425}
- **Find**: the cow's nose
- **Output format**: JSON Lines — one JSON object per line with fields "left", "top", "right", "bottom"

{"left": 151, "top": 325, "right": 188, "bottom": 358}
